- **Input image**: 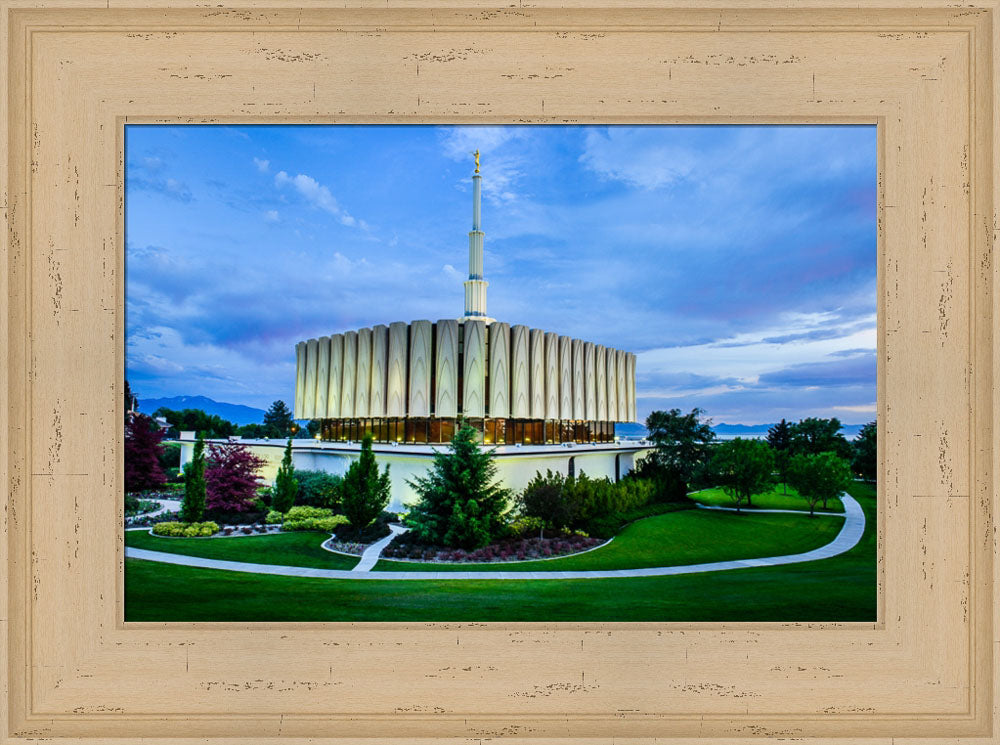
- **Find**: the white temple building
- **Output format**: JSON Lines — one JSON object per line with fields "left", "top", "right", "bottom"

{"left": 180, "top": 154, "right": 651, "bottom": 510}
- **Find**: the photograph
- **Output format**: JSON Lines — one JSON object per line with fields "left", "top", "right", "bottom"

{"left": 123, "top": 123, "right": 877, "bottom": 622}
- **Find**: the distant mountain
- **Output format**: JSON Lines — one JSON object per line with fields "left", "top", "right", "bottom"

{"left": 137, "top": 395, "right": 267, "bottom": 426}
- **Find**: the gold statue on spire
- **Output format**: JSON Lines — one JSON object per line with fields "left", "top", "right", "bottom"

{"left": 474, "top": 149, "right": 480, "bottom": 174}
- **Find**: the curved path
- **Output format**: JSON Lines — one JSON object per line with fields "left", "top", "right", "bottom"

{"left": 125, "top": 494, "right": 864, "bottom": 581}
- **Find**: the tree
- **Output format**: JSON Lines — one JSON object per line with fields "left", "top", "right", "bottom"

{"left": 641, "top": 408, "right": 716, "bottom": 490}
{"left": 205, "top": 441, "right": 267, "bottom": 513}
{"left": 406, "top": 420, "right": 512, "bottom": 548}
{"left": 518, "top": 470, "right": 570, "bottom": 538}
{"left": 787, "top": 451, "right": 853, "bottom": 516}
{"left": 181, "top": 434, "right": 206, "bottom": 522}
{"left": 263, "top": 400, "right": 294, "bottom": 439}
{"left": 153, "top": 407, "right": 236, "bottom": 439}
{"left": 766, "top": 418, "right": 793, "bottom": 493}
{"left": 294, "top": 470, "right": 343, "bottom": 508}
{"left": 788, "top": 417, "right": 852, "bottom": 460}
{"left": 238, "top": 422, "right": 268, "bottom": 439}
{"left": 340, "top": 433, "right": 392, "bottom": 530}
{"left": 124, "top": 413, "right": 166, "bottom": 493}
{"left": 711, "top": 438, "right": 775, "bottom": 512}
{"left": 272, "top": 439, "right": 298, "bottom": 514}
{"left": 125, "top": 379, "right": 137, "bottom": 422}
{"left": 852, "top": 421, "right": 877, "bottom": 482}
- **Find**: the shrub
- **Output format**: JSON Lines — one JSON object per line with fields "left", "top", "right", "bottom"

{"left": 517, "top": 470, "right": 570, "bottom": 537}
{"left": 509, "top": 515, "right": 546, "bottom": 540}
{"left": 294, "top": 470, "right": 343, "bottom": 508}
{"left": 152, "top": 521, "right": 218, "bottom": 537}
{"left": 181, "top": 434, "right": 206, "bottom": 523}
{"left": 265, "top": 510, "right": 284, "bottom": 524}
{"left": 285, "top": 505, "right": 333, "bottom": 520}
{"left": 281, "top": 515, "right": 348, "bottom": 533}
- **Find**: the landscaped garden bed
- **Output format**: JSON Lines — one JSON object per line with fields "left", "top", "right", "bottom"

{"left": 379, "top": 533, "right": 604, "bottom": 564}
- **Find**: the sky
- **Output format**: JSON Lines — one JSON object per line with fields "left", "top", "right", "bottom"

{"left": 125, "top": 124, "right": 876, "bottom": 425}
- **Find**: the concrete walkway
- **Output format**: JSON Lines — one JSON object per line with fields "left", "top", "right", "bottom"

{"left": 350, "top": 524, "right": 409, "bottom": 572}
{"left": 125, "top": 494, "right": 865, "bottom": 581}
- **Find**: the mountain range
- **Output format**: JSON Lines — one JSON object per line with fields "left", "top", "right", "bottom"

{"left": 136, "top": 395, "right": 869, "bottom": 438}
{"left": 137, "top": 395, "right": 268, "bottom": 426}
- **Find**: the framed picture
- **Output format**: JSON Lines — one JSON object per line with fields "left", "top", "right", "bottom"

{"left": 2, "top": 1, "right": 996, "bottom": 742}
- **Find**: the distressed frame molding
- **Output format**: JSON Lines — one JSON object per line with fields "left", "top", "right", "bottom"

{"left": 1, "top": 1, "right": 997, "bottom": 742}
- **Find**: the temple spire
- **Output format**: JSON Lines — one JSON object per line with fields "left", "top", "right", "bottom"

{"left": 463, "top": 150, "right": 493, "bottom": 323}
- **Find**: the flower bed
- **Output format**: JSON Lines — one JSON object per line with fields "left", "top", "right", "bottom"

{"left": 380, "top": 534, "right": 603, "bottom": 564}
{"left": 323, "top": 540, "right": 369, "bottom": 556}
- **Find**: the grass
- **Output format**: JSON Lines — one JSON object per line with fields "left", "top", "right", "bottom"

{"left": 124, "top": 529, "right": 359, "bottom": 570}
{"left": 124, "top": 483, "right": 876, "bottom": 622}
{"left": 689, "top": 484, "right": 844, "bottom": 513}
{"left": 373, "top": 509, "right": 843, "bottom": 572}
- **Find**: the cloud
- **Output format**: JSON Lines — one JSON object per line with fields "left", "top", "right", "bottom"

{"left": 254, "top": 157, "right": 270, "bottom": 173}
{"left": 264, "top": 210, "right": 279, "bottom": 222}
{"left": 274, "top": 170, "right": 359, "bottom": 227}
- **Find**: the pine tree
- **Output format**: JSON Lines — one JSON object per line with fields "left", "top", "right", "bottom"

{"left": 263, "top": 400, "right": 294, "bottom": 439}
{"left": 406, "top": 420, "right": 512, "bottom": 549}
{"left": 272, "top": 438, "right": 298, "bottom": 514}
{"left": 181, "top": 433, "right": 206, "bottom": 522}
{"left": 766, "top": 418, "right": 792, "bottom": 494}
{"left": 340, "top": 433, "right": 391, "bottom": 529}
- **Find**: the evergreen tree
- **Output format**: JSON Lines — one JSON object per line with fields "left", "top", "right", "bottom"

{"left": 181, "top": 433, "right": 206, "bottom": 522}
{"left": 340, "top": 433, "right": 391, "bottom": 529}
{"left": 272, "top": 438, "right": 298, "bottom": 514}
{"left": 124, "top": 413, "right": 166, "bottom": 493}
{"left": 263, "top": 400, "right": 294, "bottom": 438}
{"left": 766, "top": 418, "right": 792, "bottom": 493}
{"left": 406, "top": 420, "right": 512, "bottom": 548}
{"left": 852, "top": 421, "right": 877, "bottom": 482}
{"left": 125, "top": 379, "right": 137, "bottom": 422}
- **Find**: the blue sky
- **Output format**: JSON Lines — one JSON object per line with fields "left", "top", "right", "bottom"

{"left": 125, "top": 124, "right": 876, "bottom": 425}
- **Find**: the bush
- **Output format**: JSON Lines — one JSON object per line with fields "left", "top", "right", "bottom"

{"left": 294, "top": 470, "right": 343, "bottom": 508}
{"left": 281, "top": 515, "right": 348, "bottom": 533}
{"left": 509, "top": 515, "right": 546, "bottom": 540}
{"left": 286, "top": 505, "right": 333, "bottom": 520}
{"left": 152, "top": 521, "right": 219, "bottom": 537}
{"left": 265, "top": 510, "right": 284, "bottom": 524}
{"left": 158, "top": 441, "right": 182, "bottom": 471}
{"left": 205, "top": 441, "right": 266, "bottom": 513}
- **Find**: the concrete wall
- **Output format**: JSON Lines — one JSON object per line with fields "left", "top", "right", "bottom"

{"left": 177, "top": 433, "right": 652, "bottom": 512}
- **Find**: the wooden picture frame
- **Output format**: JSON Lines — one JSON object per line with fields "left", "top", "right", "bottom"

{"left": 1, "top": 1, "right": 996, "bottom": 741}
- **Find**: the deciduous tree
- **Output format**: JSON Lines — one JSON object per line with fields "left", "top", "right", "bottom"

{"left": 787, "top": 451, "right": 853, "bottom": 516}
{"left": 766, "top": 418, "right": 792, "bottom": 493}
{"left": 788, "top": 417, "right": 852, "bottom": 460}
{"left": 852, "top": 421, "right": 877, "bottom": 482}
{"left": 124, "top": 413, "right": 166, "bottom": 493}
{"left": 711, "top": 438, "right": 775, "bottom": 512}
{"left": 205, "top": 441, "right": 266, "bottom": 513}
{"left": 640, "top": 408, "right": 716, "bottom": 491}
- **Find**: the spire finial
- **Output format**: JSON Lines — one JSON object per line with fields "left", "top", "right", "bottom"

{"left": 474, "top": 149, "right": 480, "bottom": 174}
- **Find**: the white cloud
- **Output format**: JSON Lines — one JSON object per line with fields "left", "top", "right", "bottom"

{"left": 274, "top": 170, "right": 359, "bottom": 227}
{"left": 580, "top": 128, "right": 698, "bottom": 189}
{"left": 254, "top": 157, "right": 270, "bottom": 173}
{"left": 264, "top": 209, "right": 279, "bottom": 222}
{"left": 637, "top": 316, "right": 876, "bottom": 391}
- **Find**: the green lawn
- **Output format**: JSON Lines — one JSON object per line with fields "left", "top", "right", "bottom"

{"left": 689, "top": 484, "right": 844, "bottom": 513}
{"left": 124, "top": 529, "right": 359, "bottom": 570}
{"left": 124, "top": 483, "right": 876, "bottom": 622}
{"left": 373, "top": 509, "right": 843, "bottom": 572}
